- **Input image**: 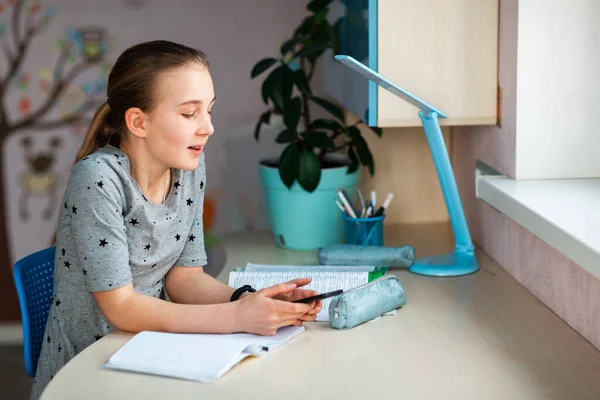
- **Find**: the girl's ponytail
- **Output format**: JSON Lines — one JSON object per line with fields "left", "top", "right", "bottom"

{"left": 75, "top": 102, "right": 112, "bottom": 162}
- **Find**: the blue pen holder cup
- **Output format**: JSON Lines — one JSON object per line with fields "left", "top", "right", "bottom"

{"left": 343, "top": 213, "right": 385, "bottom": 246}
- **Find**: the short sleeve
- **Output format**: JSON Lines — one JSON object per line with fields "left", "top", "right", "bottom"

{"left": 174, "top": 157, "right": 208, "bottom": 267}
{"left": 65, "top": 159, "right": 132, "bottom": 292}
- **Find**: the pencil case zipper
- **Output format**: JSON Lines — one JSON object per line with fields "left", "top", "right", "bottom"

{"left": 332, "top": 274, "right": 396, "bottom": 321}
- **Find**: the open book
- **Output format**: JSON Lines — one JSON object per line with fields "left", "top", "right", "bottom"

{"left": 104, "top": 325, "right": 305, "bottom": 383}
{"left": 229, "top": 263, "right": 385, "bottom": 321}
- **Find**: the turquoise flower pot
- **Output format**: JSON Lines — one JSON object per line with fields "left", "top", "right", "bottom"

{"left": 259, "top": 159, "right": 360, "bottom": 250}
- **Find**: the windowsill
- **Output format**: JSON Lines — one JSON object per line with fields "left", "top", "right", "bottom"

{"left": 475, "top": 174, "right": 600, "bottom": 279}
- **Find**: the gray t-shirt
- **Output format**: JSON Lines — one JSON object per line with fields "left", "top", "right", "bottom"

{"left": 30, "top": 144, "right": 207, "bottom": 399}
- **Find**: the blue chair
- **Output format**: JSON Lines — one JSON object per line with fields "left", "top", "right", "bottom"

{"left": 12, "top": 247, "right": 56, "bottom": 377}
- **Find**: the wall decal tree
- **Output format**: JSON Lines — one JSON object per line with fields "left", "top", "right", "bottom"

{"left": 0, "top": 0, "right": 112, "bottom": 320}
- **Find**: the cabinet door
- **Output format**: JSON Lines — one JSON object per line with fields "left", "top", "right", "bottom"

{"left": 321, "top": 0, "right": 378, "bottom": 126}
{"left": 322, "top": 0, "right": 498, "bottom": 127}
{"left": 378, "top": 0, "right": 498, "bottom": 127}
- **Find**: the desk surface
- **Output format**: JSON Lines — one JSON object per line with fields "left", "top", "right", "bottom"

{"left": 41, "top": 223, "right": 600, "bottom": 400}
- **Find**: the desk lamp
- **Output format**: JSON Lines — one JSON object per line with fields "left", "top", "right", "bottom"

{"left": 334, "top": 55, "right": 478, "bottom": 277}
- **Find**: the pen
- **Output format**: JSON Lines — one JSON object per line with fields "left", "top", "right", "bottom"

{"left": 337, "top": 189, "right": 357, "bottom": 218}
{"left": 244, "top": 344, "right": 269, "bottom": 356}
{"left": 334, "top": 200, "right": 346, "bottom": 213}
{"left": 357, "top": 189, "right": 365, "bottom": 209}
{"left": 374, "top": 193, "right": 394, "bottom": 217}
{"left": 370, "top": 190, "right": 377, "bottom": 209}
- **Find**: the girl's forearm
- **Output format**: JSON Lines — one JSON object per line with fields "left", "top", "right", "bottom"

{"left": 165, "top": 266, "right": 236, "bottom": 304}
{"left": 107, "top": 291, "right": 240, "bottom": 334}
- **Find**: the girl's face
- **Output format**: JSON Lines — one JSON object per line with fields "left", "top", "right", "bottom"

{"left": 145, "top": 63, "right": 215, "bottom": 171}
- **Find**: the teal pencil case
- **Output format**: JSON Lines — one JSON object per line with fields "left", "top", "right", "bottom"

{"left": 328, "top": 274, "right": 407, "bottom": 330}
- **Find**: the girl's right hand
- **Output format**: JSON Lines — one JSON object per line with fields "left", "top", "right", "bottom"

{"left": 232, "top": 282, "right": 315, "bottom": 336}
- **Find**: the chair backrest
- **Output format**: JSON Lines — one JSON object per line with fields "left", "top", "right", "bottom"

{"left": 12, "top": 247, "right": 56, "bottom": 377}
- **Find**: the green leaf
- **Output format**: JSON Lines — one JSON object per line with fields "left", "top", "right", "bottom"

{"left": 301, "top": 131, "right": 335, "bottom": 149}
{"left": 283, "top": 97, "right": 302, "bottom": 131}
{"left": 309, "top": 96, "right": 345, "bottom": 122}
{"left": 297, "top": 149, "right": 322, "bottom": 192}
{"left": 278, "top": 143, "right": 301, "bottom": 188}
{"left": 280, "top": 36, "right": 304, "bottom": 56}
{"left": 370, "top": 126, "right": 383, "bottom": 137}
{"left": 266, "top": 66, "right": 295, "bottom": 109}
{"left": 292, "top": 43, "right": 329, "bottom": 59}
{"left": 294, "top": 16, "right": 314, "bottom": 38}
{"left": 347, "top": 146, "right": 359, "bottom": 174}
{"left": 310, "top": 119, "right": 343, "bottom": 131}
{"left": 261, "top": 79, "right": 271, "bottom": 104}
{"left": 254, "top": 111, "right": 271, "bottom": 141}
{"left": 353, "top": 136, "right": 375, "bottom": 175}
{"left": 346, "top": 126, "right": 361, "bottom": 139}
{"left": 251, "top": 58, "right": 278, "bottom": 79}
{"left": 314, "top": 22, "right": 332, "bottom": 44}
{"left": 276, "top": 129, "right": 297, "bottom": 144}
{"left": 307, "top": 0, "right": 334, "bottom": 12}
{"left": 313, "top": 10, "right": 327, "bottom": 24}
{"left": 293, "top": 69, "right": 312, "bottom": 95}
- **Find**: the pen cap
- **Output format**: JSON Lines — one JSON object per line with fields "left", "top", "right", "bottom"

{"left": 342, "top": 213, "right": 385, "bottom": 246}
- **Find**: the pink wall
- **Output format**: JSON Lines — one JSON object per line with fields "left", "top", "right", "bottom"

{"left": 452, "top": 0, "right": 600, "bottom": 349}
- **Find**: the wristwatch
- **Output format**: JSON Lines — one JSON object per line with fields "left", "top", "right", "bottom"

{"left": 230, "top": 285, "right": 256, "bottom": 302}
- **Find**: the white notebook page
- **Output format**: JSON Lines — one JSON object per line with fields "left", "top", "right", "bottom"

{"left": 104, "top": 326, "right": 305, "bottom": 382}
{"left": 228, "top": 271, "right": 369, "bottom": 321}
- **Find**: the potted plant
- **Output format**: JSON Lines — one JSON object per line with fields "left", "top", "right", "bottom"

{"left": 251, "top": 0, "right": 382, "bottom": 250}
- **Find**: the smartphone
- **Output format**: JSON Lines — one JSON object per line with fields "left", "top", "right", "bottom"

{"left": 293, "top": 289, "right": 343, "bottom": 303}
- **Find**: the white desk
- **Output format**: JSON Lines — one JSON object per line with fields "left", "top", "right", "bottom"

{"left": 41, "top": 223, "right": 600, "bottom": 400}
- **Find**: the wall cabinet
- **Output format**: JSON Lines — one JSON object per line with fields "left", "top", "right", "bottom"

{"left": 322, "top": 0, "right": 499, "bottom": 127}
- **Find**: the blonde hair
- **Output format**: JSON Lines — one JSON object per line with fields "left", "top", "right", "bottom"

{"left": 51, "top": 40, "right": 210, "bottom": 245}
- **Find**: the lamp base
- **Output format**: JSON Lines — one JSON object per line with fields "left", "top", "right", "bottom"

{"left": 409, "top": 250, "right": 479, "bottom": 277}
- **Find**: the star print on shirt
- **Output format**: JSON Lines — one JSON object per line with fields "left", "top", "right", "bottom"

{"left": 55, "top": 299, "right": 61, "bottom": 307}
{"left": 83, "top": 269, "right": 87, "bottom": 275}
{"left": 188, "top": 234, "right": 195, "bottom": 242}
{"left": 99, "top": 239, "right": 108, "bottom": 247}
{"left": 47, "top": 335, "right": 50, "bottom": 343}
{"left": 61, "top": 248, "right": 65, "bottom": 256}
{"left": 174, "top": 181, "right": 181, "bottom": 189}
{"left": 64, "top": 261, "right": 71, "bottom": 268}
{"left": 97, "top": 181, "right": 104, "bottom": 188}
{"left": 186, "top": 198, "right": 193, "bottom": 206}
{"left": 58, "top": 344, "right": 62, "bottom": 353}
{"left": 200, "top": 181, "right": 204, "bottom": 190}
{"left": 63, "top": 202, "right": 68, "bottom": 210}
{"left": 71, "top": 206, "right": 77, "bottom": 214}
{"left": 175, "top": 234, "right": 181, "bottom": 241}
{"left": 129, "top": 218, "right": 139, "bottom": 226}
{"left": 144, "top": 244, "right": 151, "bottom": 250}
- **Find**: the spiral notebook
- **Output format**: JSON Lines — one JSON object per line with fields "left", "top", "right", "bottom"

{"left": 104, "top": 325, "right": 305, "bottom": 383}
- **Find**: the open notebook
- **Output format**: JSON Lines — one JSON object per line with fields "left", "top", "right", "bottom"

{"left": 229, "top": 263, "right": 385, "bottom": 321}
{"left": 104, "top": 325, "right": 305, "bottom": 382}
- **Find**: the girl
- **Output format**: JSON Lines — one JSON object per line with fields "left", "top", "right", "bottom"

{"left": 31, "top": 40, "right": 321, "bottom": 399}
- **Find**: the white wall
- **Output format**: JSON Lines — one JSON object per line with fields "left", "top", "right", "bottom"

{"left": 516, "top": 0, "right": 600, "bottom": 179}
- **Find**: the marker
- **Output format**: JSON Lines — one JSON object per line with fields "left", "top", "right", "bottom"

{"left": 374, "top": 193, "right": 394, "bottom": 217}
{"left": 370, "top": 190, "right": 377, "bottom": 208}
{"left": 337, "top": 189, "right": 357, "bottom": 218}
{"left": 365, "top": 205, "right": 373, "bottom": 217}
{"left": 357, "top": 190, "right": 365, "bottom": 209}
{"left": 334, "top": 200, "right": 346, "bottom": 213}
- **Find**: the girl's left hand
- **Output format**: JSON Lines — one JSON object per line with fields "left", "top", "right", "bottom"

{"left": 272, "top": 278, "right": 322, "bottom": 320}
